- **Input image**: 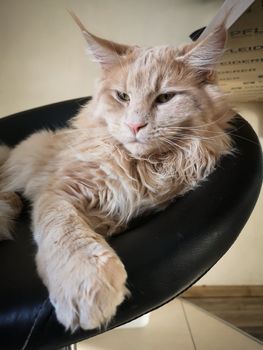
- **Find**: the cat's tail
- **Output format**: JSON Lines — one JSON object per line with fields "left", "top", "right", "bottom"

{"left": 0, "top": 145, "right": 23, "bottom": 240}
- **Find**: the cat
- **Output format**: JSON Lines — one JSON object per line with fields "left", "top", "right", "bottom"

{"left": 0, "top": 14, "right": 233, "bottom": 332}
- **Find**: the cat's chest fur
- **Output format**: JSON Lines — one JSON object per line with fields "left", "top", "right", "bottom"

{"left": 59, "top": 152, "right": 177, "bottom": 236}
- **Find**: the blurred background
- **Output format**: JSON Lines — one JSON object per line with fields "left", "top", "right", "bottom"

{"left": 0, "top": 0, "right": 262, "bottom": 347}
{"left": 0, "top": 0, "right": 228, "bottom": 116}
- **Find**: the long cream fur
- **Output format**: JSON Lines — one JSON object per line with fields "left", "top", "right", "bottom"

{"left": 0, "top": 17, "right": 233, "bottom": 331}
{"left": 0, "top": 145, "right": 23, "bottom": 239}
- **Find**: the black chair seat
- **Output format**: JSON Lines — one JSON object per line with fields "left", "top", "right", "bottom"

{"left": 0, "top": 98, "right": 262, "bottom": 350}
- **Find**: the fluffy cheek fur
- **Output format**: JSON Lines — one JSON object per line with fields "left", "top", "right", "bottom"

{"left": 155, "top": 84, "right": 229, "bottom": 144}
{"left": 155, "top": 94, "right": 198, "bottom": 131}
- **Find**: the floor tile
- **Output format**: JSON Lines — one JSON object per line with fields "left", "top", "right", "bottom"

{"left": 182, "top": 300, "right": 263, "bottom": 350}
{"left": 78, "top": 299, "right": 194, "bottom": 350}
{"left": 183, "top": 296, "right": 263, "bottom": 341}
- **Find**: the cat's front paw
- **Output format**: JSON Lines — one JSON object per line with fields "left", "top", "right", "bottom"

{"left": 40, "top": 246, "right": 128, "bottom": 332}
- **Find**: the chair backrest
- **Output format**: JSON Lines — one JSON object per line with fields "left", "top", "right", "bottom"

{"left": 0, "top": 97, "right": 90, "bottom": 146}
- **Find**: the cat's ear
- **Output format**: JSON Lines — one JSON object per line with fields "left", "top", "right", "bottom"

{"left": 70, "top": 11, "right": 132, "bottom": 70}
{"left": 179, "top": 25, "right": 227, "bottom": 72}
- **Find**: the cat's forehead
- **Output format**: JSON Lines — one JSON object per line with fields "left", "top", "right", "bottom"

{"left": 124, "top": 45, "right": 185, "bottom": 91}
{"left": 130, "top": 46, "right": 179, "bottom": 72}
{"left": 134, "top": 45, "right": 180, "bottom": 62}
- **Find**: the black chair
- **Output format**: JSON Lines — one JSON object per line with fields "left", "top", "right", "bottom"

{"left": 0, "top": 97, "right": 262, "bottom": 350}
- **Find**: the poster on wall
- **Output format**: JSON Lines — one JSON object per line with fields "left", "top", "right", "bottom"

{"left": 202, "top": 0, "right": 263, "bottom": 103}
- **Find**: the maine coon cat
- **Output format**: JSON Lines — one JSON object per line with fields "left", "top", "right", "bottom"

{"left": 0, "top": 15, "right": 233, "bottom": 331}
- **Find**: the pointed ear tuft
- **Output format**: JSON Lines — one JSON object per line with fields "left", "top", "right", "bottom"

{"left": 69, "top": 11, "right": 132, "bottom": 69}
{"left": 179, "top": 25, "right": 227, "bottom": 71}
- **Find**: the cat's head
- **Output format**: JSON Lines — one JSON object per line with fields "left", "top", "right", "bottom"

{"left": 72, "top": 13, "right": 228, "bottom": 158}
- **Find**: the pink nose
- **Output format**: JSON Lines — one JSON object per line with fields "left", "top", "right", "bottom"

{"left": 126, "top": 122, "right": 147, "bottom": 135}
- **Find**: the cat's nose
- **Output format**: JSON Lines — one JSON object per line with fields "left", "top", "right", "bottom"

{"left": 126, "top": 122, "right": 147, "bottom": 135}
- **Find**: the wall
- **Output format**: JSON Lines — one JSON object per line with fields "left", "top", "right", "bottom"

{"left": 0, "top": 0, "right": 222, "bottom": 117}
{"left": 0, "top": 0, "right": 262, "bottom": 285}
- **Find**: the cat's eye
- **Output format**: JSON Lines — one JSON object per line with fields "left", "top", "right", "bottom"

{"left": 116, "top": 91, "right": 130, "bottom": 103}
{"left": 155, "top": 92, "right": 176, "bottom": 104}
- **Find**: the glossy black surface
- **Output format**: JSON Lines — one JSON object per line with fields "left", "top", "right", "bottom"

{"left": 0, "top": 98, "right": 262, "bottom": 349}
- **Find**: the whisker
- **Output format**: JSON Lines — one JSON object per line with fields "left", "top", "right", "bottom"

{"left": 157, "top": 126, "right": 228, "bottom": 135}
{"left": 159, "top": 136, "right": 187, "bottom": 152}
{"left": 162, "top": 132, "right": 226, "bottom": 142}
{"left": 159, "top": 110, "right": 231, "bottom": 130}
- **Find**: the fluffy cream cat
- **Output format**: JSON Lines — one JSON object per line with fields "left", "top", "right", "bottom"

{"left": 0, "top": 15, "right": 233, "bottom": 331}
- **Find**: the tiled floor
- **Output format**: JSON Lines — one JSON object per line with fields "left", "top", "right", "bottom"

{"left": 77, "top": 299, "right": 263, "bottom": 350}
{"left": 183, "top": 296, "right": 263, "bottom": 341}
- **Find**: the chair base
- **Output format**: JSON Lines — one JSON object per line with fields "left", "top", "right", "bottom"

{"left": 59, "top": 345, "right": 77, "bottom": 350}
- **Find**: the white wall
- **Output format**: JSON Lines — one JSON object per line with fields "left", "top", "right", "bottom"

{"left": 0, "top": 0, "right": 262, "bottom": 285}
{"left": 0, "top": 0, "right": 222, "bottom": 117}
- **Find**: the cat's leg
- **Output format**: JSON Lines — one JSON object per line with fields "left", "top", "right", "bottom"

{"left": 0, "top": 192, "right": 23, "bottom": 240}
{"left": 0, "top": 130, "right": 58, "bottom": 239}
{"left": 33, "top": 193, "right": 128, "bottom": 331}
{"left": 0, "top": 144, "right": 11, "bottom": 164}
{"left": 0, "top": 145, "right": 23, "bottom": 239}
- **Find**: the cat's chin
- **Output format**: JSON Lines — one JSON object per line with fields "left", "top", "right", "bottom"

{"left": 124, "top": 141, "right": 151, "bottom": 157}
